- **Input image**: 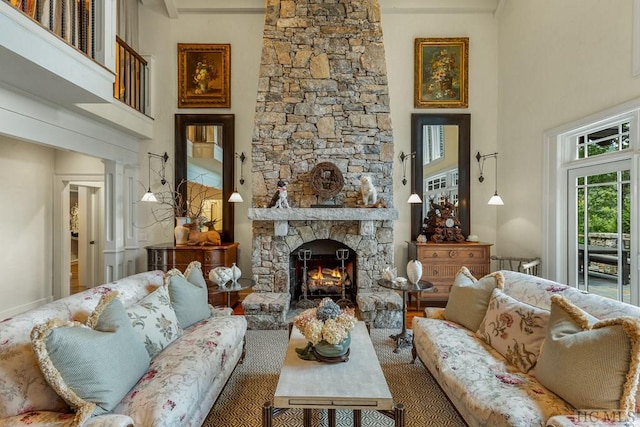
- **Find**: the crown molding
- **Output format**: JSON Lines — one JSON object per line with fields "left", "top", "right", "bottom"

{"left": 158, "top": 0, "right": 501, "bottom": 17}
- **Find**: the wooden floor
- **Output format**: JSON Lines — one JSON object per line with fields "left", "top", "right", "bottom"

{"left": 407, "top": 308, "right": 422, "bottom": 329}
{"left": 70, "top": 263, "right": 88, "bottom": 295}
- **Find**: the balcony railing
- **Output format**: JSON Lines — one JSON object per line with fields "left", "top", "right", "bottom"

{"left": 5, "top": 0, "right": 149, "bottom": 115}
{"left": 115, "top": 36, "right": 148, "bottom": 115}
{"left": 7, "top": 0, "right": 96, "bottom": 57}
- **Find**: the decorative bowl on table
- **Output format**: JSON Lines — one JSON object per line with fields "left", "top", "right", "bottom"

{"left": 395, "top": 277, "right": 407, "bottom": 287}
{"left": 209, "top": 267, "right": 232, "bottom": 287}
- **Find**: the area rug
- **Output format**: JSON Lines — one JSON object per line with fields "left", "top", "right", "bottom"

{"left": 203, "top": 328, "right": 466, "bottom": 426}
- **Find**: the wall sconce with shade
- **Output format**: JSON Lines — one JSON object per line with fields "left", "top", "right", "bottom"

{"left": 475, "top": 151, "right": 504, "bottom": 205}
{"left": 141, "top": 152, "right": 169, "bottom": 202}
{"left": 399, "top": 151, "right": 422, "bottom": 204}
{"left": 228, "top": 152, "right": 246, "bottom": 203}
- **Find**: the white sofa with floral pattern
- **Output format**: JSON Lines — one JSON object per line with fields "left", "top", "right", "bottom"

{"left": 412, "top": 269, "right": 640, "bottom": 427}
{"left": 0, "top": 269, "right": 247, "bottom": 427}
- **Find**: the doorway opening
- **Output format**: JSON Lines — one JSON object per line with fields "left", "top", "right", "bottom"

{"left": 54, "top": 176, "right": 104, "bottom": 299}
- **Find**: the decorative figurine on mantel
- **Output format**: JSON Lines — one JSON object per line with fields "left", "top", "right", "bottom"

{"left": 422, "top": 196, "right": 465, "bottom": 243}
{"left": 360, "top": 175, "right": 377, "bottom": 205}
{"left": 269, "top": 180, "right": 291, "bottom": 208}
{"left": 360, "top": 175, "right": 388, "bottom": 207}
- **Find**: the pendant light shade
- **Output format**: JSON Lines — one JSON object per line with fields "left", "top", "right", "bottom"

{"left": 407, "top": 193, "right": 422, "bottom": 204}
{"left": 488, "top": 192, "right": 504, "bottom": 206}
{"left": 141, "top": 190, "right": 158, "bottom": 203}
{"left": 228, "top": 191, "right": 244, "bottom": 203}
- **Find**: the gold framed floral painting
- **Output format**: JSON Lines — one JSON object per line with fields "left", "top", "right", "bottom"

{"left": 414, "top": 38, "right": 468, "bottom": 108}
{"left": 178, "top": 43, "right": 231, "bottom": 108}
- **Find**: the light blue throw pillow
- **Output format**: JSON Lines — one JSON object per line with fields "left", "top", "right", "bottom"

{"left": 165, "top": 261, "right": 211, "bottom": 329}
{"left": 31, "top": 292, "right": 150, "bottom": 426}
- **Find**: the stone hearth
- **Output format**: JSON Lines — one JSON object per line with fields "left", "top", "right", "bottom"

{"left": 248, "top": 0, "right": 399, "bottom": 329}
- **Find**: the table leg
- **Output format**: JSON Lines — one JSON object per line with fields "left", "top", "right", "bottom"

{"left": 227, "top": 291, "right": 231, "bottom": 308}
{"left": 262, "top": 402, "right": 273, "bottom": 427}
{"left": 328, "top": 409, "right": 336, "bottom": 427}
{"left": 303, "top": 408, "right": 312, "bottom": 427}
{"left": 353, "top": 409, "right": 362, "bottom": 427}
{"left": 394, "top": 403, "right": 406, "bottom": 427}
{"left": 389, "top": 291, "right": 413, "bottom": 352}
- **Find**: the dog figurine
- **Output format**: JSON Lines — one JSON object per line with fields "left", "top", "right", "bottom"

{"left": 361, "top": 175, "right": 377, "bottom": 205}
{"left": 270, "top": 180, "right": 291, "bottom": 208}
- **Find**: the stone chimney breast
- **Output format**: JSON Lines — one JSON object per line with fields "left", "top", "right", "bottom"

{"left": 251, "top": 0, "right": 396, "bottom": 302}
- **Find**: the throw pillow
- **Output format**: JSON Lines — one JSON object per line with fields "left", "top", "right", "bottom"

{"left": 476, "top": 288, "right": 549, "bottom": 373}
{"left": 535, "top": 295, "right": 640, "bottom": 415}
{"left": 165, "top": 261, "right": 211, "bottom": 329}
{"left": 125, "top": 285, "right": 183, "bottom": 358}
{"left": 31, "top": 292, "right": 150, "bottom": 426}
{"left": 444, "top": 267, "right": 505, "bottom": 332}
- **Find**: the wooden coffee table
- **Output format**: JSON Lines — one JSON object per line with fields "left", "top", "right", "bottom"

{"left": 262, "top": 322, "right": 405, "bottom": 427}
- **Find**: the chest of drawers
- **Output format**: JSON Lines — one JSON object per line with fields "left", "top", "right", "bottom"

{"left": 146, "top": 242, "right": 239, "bottom": 306}
{"left": 408, "top": 241, "right": 492, "bottom": 308}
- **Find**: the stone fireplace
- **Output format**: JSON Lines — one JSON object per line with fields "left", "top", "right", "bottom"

{"left": 245, "top": 0, "right": 401, "bottom": 328}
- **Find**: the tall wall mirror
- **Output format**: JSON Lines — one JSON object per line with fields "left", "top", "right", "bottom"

{"left": 410, "top": 113, "right": 471, "bottom": 240}
{"left": 175, "top": 114, "right": 235, "bottom": 243}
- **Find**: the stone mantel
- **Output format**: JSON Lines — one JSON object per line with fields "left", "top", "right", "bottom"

{"left": 248, "top": 207, "right": 399, "bottom": 237}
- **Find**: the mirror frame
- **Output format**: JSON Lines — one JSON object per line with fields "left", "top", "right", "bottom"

{"left": 175, "top": 114, "right": 235, "bottom": 243}
{"left": 410, "top": 113, "right": 471, "bottom": 240}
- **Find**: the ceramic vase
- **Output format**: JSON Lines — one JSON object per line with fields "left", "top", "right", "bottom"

{"left": 174, "top": 217, "right": 189, "bottom": 246}
{"left": 230, "top": 263, "right": 242, "bottom": 282}
{"left": 406, "top": 259, "right": 423, "bottom": 285}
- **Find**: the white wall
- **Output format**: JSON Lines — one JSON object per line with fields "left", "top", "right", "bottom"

{"left": 497, "top": 0, "right": 640, "bottom": 259}
{"left": 381, "top": 10, "right": 499, "bottom": 271}
{"left": 0, "top": 137, "right": 55, "bottom": 318}
{"left": 55, "top": 150, "right": 105, "bottom": 174}
{"left": 137, "top": 5, "right": 266, "bottom": 273}
{"left": 137, "top": 4, "right": 499, "bottom": 275}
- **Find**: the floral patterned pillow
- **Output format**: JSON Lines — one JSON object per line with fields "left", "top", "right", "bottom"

{"left": 476, "top": 288, "right": 549, "bottom": 373}
{"left": 125, "top": 285, "right": 183, "bottom": 358}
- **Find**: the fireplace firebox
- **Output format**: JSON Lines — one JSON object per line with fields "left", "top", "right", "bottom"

{"left": 290, "top": 239, "right": 357, "bottom": 308}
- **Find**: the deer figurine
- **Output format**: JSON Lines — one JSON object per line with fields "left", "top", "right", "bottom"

{"left": 186, "top": 220, "right": 221, "bottom": 246}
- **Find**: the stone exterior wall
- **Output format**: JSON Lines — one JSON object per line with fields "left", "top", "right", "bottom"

{"left": 251, "top": 0, "right": 395, "bottom": 296}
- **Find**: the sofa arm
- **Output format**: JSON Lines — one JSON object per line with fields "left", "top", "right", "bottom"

{"left": 547, "top": 414, "right": 640, "bottom": 427}
{"left": 209, "top": 305, "right": 234, "bottom": 317}
{"left": 423, "top": 307, "right": 445, "bottom": 319}
{"left": 0, "top": 412, "right": 134, "bottom": 427}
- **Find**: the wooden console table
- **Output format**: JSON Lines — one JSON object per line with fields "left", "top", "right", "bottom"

{"left": 146, "top": 242, "right": 239, "bottom": 307}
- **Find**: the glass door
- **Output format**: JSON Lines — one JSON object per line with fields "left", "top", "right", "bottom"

{"left": 568, "top": 160, "right": 631, "bottom": 302}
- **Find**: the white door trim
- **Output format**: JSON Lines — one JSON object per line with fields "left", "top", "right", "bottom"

{"left": 53, "top": 175, "right": 104, "bottom": 300}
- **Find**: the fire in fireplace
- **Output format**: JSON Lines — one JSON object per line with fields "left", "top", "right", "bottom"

{"left": 290, "top": 239, "right": 357, "bottom": 308}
